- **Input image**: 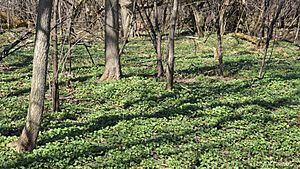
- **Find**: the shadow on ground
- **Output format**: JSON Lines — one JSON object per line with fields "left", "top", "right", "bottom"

{"left": 3, "top": 76, "right": 299, "bottom": 168}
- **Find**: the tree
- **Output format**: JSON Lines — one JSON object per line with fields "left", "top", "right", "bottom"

{"left": 256, "top": 0, "right": 270, "bottom": 47}
{"left": 208, "top": 0, "right": 224, "bottom": 76}
{"left": 219, "top": 0, "right": 230, "bottom": 35}
{"left": 214, "top": 0, "right": 224, "bottom": 76}
{"left": 154, "top": 1, "right": 164, "bottom": 77}
{"left": 258, "top": 0, "right": 285, "bottom": 79}
{"left": 100, "top": 0, "right": 121, "bottom": 81}
{"left": 165, "top": 0, "right": 179, "bottom": 90}
{"left": 138, "top": 1, "right": 167, "bottom": 77}
{"left": 191, "top": 2, "right": 205, "bottom": 37}
{"left": 52, "top": 0, "right": 59, "bottom": 112}
{"left": 7, "top": 0, "right": 53, "bottom": 152}
{"left": 120, "top": 0, "right": 132, "bottom": 38}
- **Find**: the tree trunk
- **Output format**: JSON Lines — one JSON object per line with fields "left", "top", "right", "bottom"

{"left": 119, "top": 0, "right": 137, "bottom": 56}
{"left": 100, "top": 0, "right": 121, "bottom": 81}
{"left": 120, "top": 0, "right": 132, "bottom": 38}
{"left": 7, "top": 0, "right": 53, "bottom": 153}
{"left": 66, "top": 3, "right": 74, "bottom": 73}
{"left": 257, "top": 0, "right": 270, "bottom": 48}
{"left": 219, "top": 0, "right": 230, "bottom": 35}
{"left": 295, "top": 19, "right": 300, "bottom": 43}
{"left": 154, "top": 1, "right": 163, "bottom": 77}
{"left": 294, "top": 1, "right": 300, "bottom": 43}
{"left": 138, "top": 3, "right": 157, "bottom": 53}
{"left": 166, "top": 0, "right": 179, "bottom": 91}
{"left": 191, "top": 4, "right": 205, "bottom": 37}
{"left": 52, "top": 0, "right": 59, "bottom": 112}
{"left": 259, "top": 0, "right": 285, "bottom": 79}
{"left": 214, "top": 1, "right": 224, "bottom": 76}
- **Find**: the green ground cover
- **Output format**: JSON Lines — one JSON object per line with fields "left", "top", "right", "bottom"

{"left": 0, "top": 35, "right": 299, "bottom": 168}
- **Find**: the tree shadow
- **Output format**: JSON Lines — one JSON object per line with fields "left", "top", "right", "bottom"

{"left": 2, "top": 79, "right": 298, "bottom": 168}
{"left": 177, "top": 64, "right": 217, "bottom": 76}
{"left": 69, "top": 64, "right": 105, "bottom": 72}
{"left": 69, "top": 75, "right": 94, "bottom": 83}
{"left": 7, "top": 88, "right": 31, "bottom": 97}
{"left": 8, "top": 55, "right": 33, "bottom": 69}
{"left": 0, "top": 66, "right": 21, "bottom": 72}
{"left": 36, "top": 79, "right": 297, "bottom": 144}
{"left": 123, "top": 73, "right": 157, "bottom": 79}
{"left": 0, "top": 72, "right": 31, "bottom": 83}
{"left": 0, "top": 127, "right": 21, "bottom": 137}
{"left": 225, "top": 59, "right": 258, "bottom": 76}
{"left": 273, "top": 73, "right": 300, "bottom": 81}
{"left": 177, "top": 58, "right": 258, "bottom": 77}
{"left": 0, "top": 77, "right": 19, "bottom": 83}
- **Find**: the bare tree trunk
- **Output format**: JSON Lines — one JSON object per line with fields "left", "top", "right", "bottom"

{"left": 294, "top": 1, "right": 300, "bottom": 43}
{"left": 137, "top": 4, "right": 157, "bottom": 53}
{"left": 257, "top": 0, "right": 270, "bottom": 48}
{"left": 213, "top": 1, "right": 224, "bottom": 76}
{"left": 52, "top": 0, "right": 59, "bottom": 112}
{"left": 295, "top": 19, "right": 300, "bottom": 43}
{"left": 119, "top": 0, "right": 137, "bottom": 56}
{"left": 259, "top": 0, "right": 285, "bottom": 79}
{"left": 219, "top": 0, "right": 229, "bottom": 35}
{"left": 154, "top": 1, "right": 163, "bottom": 77}
{"left": 61, "top": 0, "right": 88, "bottom": 73}
{"left": 136, "top": 1, "right": 166, "bottom": 77}
{"left": 7, "top": 0, "right": 53, "bottom": 153}
{"left": 66, "top": 2, "right": 74, "bottom": 74}
{"left": 120, "top": 0, "right": 132, "bottom": 38}
{"left": 6, "top": 1, "right": 11, "bottom": 29}
{"left": 166, "top": 0, "right": 179, "bottom": 91}
{"left": 192, "top": 6, "right": 205, "bottom": 37}
{"left": 100, "top": 0, "right": 121, "bottom": 81}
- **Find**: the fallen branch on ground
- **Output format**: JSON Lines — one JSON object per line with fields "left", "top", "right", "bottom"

{"left": 0, "top": 30, "right": 33, "bottom": 62}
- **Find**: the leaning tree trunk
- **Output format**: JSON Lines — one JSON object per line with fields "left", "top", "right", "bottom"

{"left": 258, "top": 0, "right": 285, "bottom": 79}
{"left": 100, "top": 0, "right": 121, "bottom": 81}
{"left": 166, "top": 0, "right": 179, "bottom": 91}
{"left": 7, "top": 0, "right": 53, "bottom": 153}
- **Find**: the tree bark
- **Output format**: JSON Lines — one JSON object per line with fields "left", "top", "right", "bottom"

{"left": 166, "top": 0, "right": 179, "bottom": 91}
{"left": 219, "top": 0, "right": 230, "bottom": 35}
{"left": 192, "top": 5, "right": 205, "bottom": 37}
{"left": 295, "top": 18, "right": 300, "bottom": 43}
{"left": 154, "top": 1, "right": 164, "bottom": 77}
{"left": 7, "top": 0, "right": 53, "bottom": 153}
{"left": 100, "top": 0, "right": 121, "bottom": 81}
{"left": 119, "top": 0, "right": 137, "bottom": 56}
{"left": 257, "top": 0, "right": 270, "bottom": 48}
{"left": 214, "top": 1, "right": 224, "bottom": 76}
{"left": 294, "top": 1, "right": 300, "bottom": 43}
{"left": 52, "top": 0, "right": 59, "bottom": 112}
{"left": 120, "top": 0, "right": 132, "bottom": 38}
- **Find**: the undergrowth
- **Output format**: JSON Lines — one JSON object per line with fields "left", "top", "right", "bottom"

{"left": 0, "top": 34, "right": 299, "bottom": 168}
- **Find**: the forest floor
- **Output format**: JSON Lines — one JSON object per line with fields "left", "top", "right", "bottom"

{"left": 0, "top": 34, "right": 300, "bottom": 168}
